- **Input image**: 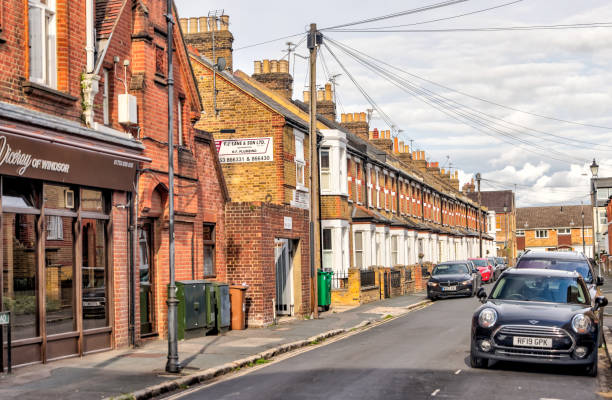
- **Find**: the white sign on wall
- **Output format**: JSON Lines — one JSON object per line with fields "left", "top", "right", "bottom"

{"left": 284, "top": 216, "right": 292, "bottom": 230}
{"left": 215, "top": 137, "right": 273, "bottom": 163}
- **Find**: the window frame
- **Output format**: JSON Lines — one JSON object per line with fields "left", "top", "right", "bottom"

{"left": 103, "top": 69, "right": 110, "bottom": 125}
{"left": 177, "top": 98, "right": 183, "bottom": 147}
{"left": 320, "top": 147, "right": 331, "bottom": 191}
{"left": 203, "top": 223, "right": 216, "bottom": 278}
{"left": 354, "top": 231, "right": 363, "bottom": 269}
{"left": 535, "top": 229, "right": 549, "bottom": 239}
{"left": 28, "top": 0, "right": 57, "bottom": 88}
{"left": 322, "top": 228, "right": 333, "bottom": 269}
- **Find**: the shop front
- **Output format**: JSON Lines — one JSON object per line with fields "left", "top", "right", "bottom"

{"left": 0, "top": 121, "right": 145, "bottom": 367}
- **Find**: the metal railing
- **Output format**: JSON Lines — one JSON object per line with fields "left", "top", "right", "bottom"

{"left": 405, "top": 267, "right": 413, "bottom": 281}
{"left": 332, "top": 270, "right": 349, "bottom": 290}
{"left": 360, "top": 269, "right": 376, "bottom": 287}
{"left": 390, "top": 270, "right": 401, "bottom": 288}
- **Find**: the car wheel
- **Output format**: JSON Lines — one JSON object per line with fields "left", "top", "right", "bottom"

{"left": 470, "top": 350, "right": 487, "bottom": 369}
{"left": 585, "top": 354, "right": 598, "bottom": 377}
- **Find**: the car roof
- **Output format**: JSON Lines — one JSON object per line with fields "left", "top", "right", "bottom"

{"left": 436, "top": 260, "right": 470, "bottom": 265}
{"left": 468, "top": 257, "right": 487, "bottom": 260}
{"left": 519, "top": 250, "right": 587, "bottom": 261}
{"left": 503, "top": 268, "right": 580, "bottom": 278}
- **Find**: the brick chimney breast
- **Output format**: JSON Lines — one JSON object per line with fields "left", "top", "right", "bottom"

{"left": 340, "top": 111, "right": 369, "bottom": 141}
{"left": 252, "top": 59, "right": 294, "bottom": 99}
{"left": 182, "top": 15, "right": 234, "bottom": 72}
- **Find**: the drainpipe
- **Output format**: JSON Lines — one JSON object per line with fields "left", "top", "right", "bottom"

{"left": 86, "top": 0, "right": 95, "bottom": 73}
{"left": 128, "top": 190, "right": 135, "bottom": 346}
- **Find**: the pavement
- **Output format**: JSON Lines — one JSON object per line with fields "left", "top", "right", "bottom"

{"left": 170, "top": 296, "right": 604, "bottom": 400}
{"left": 0, "top": 293, "right": 427, "bottom": 400}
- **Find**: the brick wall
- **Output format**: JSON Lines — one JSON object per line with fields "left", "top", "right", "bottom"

{"left": 225, "top": 202, "right": 310, "bottom": 326}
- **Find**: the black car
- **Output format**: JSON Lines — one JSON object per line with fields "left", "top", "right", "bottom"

{"left": 470, "top": 268, "right": 607, "bottom": 376}
{"left": 495, "top": 257, "right": 508, "bottom": 272}
{"left": 488, "top": 257, "right": 503, "bottom": 281}
{"left": 427, "top": 261, "right": 480, "bottom": 300}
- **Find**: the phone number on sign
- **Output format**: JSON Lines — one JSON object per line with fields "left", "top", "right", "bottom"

{"left": 219, "top": 155, "right": 273, "bottom": 163}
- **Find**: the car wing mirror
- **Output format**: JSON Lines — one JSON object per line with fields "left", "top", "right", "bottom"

{"left": 477, "top": 287, "right": 487, "bottom": 303}
{"left": 596, "top": 276, "right": 604, "bottom": 286}
{"left": 593, "top": 296, "right": 608, "bottom": 312}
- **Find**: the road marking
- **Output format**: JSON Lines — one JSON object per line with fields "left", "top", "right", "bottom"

{"left": 540, "top": 398, "right": 563, "bottom": 400}
{"left": 431, "top": 389, "right": 440, "bottom": 396}
{"left": 454, "top": 369, "right": 461, "bottom": 375}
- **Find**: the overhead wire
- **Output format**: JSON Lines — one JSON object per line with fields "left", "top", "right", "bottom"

{"left": 320, "top": 0, "right": 469, "bottom": 31}
{"left": 339, "top": 0, "right": 523, "bottom": 31}
{"left": 325, "top": 37, "right": 587, "bottom": 164}
{"left": 234, "top": 32, "right": 305, "bottom": 51}
{"left": 327, "top": 22, "right": 612, "bottom": 33}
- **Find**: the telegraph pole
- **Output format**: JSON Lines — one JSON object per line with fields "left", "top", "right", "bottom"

{"left": 165, "top": 0, "right": 180, "bottom": 373}
{"left": 308, "top": 23, "right": 322, "bottom": 319}
{"left": 476, "top": 173, "right": 483, "bottom": 257}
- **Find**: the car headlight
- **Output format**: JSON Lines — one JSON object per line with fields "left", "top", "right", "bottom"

{"left": 461, "top": 279, "right": 471, "bottom": 285}
{"left": 427, "top": 281, "right": 438, "bottom": 287}
{"left": 571, "top": 314, "right": 591, "bottom": 334}
{"left": 478, "top": 308, "right": 497, "bottom": 328}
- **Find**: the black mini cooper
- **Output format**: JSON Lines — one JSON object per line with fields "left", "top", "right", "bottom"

{"left": 470, "top": 268, "right": 607, "bottom": 376}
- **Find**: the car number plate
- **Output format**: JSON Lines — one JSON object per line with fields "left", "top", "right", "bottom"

{"left": 83, "top": 301, "right": 102, "bottom": 307}
{"left": 442, "top": 286, "right": 457, "bottom": 291}
{"left": 512, "top": 336, "right": 552, "bottom": 348}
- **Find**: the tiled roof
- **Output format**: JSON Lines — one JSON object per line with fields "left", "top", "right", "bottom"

{"left": 516, "top": 205, "right": 592, "bottom": 229}
{"left": 466, "top": 190, "right": 514, "bottom": 213}
{"left": 96, "top": 0, "right": 125, "bottom": 39}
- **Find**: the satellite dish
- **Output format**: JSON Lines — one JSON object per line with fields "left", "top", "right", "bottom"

{"left": 216, "top": 57, "right": 227, "bottom": 72}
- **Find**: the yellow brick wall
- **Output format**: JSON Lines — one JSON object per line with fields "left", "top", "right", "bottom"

{"left": 571, "top": 227, "right": 593, "bottom": 246}
{"left": 320, "top": 195, "right": 350, "bottom": 220}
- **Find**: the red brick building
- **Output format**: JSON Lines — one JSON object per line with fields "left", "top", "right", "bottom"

{"left": 0, "top": 0, "right": 227, "bottom": 368}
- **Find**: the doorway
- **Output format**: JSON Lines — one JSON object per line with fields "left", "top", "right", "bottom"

{"left": 274, "top": 239, "right": 294, "bottom": 316}
{"left": 138, "top": 222, "right": 155, "bottom": 336}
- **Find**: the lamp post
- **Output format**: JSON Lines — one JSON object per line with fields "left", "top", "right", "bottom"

{"left": 504, "top": 204, "right": 508, "bottom": 261}
{"left": 581, "top": 207, "right": 586, "bottom": 255}
{"left": 590, "top": 158, "right": 599, "bottom": 261}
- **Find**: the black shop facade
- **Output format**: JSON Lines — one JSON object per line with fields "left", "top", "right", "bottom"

{"left": 0, "top": 107, "right": 146, "bottom": 368}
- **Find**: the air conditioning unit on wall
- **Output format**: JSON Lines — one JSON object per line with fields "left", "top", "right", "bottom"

{"left": 118, "top": 93, "right": 138, "bottom": 125}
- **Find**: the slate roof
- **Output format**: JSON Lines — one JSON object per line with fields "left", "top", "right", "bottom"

{"left": 95, "top": 0, "right": 125, "bottom": 39}
{"left": 466, "top": 190, "right": 514, "bottom": 213}
{"left": 516, "top": 205, "right": 592, "bottom": 229}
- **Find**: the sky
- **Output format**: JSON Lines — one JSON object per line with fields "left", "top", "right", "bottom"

{"left": 176, "top": 0, "right": 612, "bottom": 207}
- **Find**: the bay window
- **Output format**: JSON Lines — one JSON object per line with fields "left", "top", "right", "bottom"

{"left": 320, "top": 148, "right": 330, "bottom": 191}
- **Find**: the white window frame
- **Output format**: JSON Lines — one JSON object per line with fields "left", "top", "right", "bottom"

{"left": 375, "top": 169, "right": 381, "bottom": 209}
{"left": 557, "top": 228, "right": 570, "bottom": 235}
{"left": 516, "top": 230, "right": 525, "bottom": 237}
{"left": 29, "top": 0, "right": 57, "bottom": 88}
{"left": 391, "top": 235, "right": 399, "bottom": 266}
{"left": 322, "top": 228, "right": 333, "bottom": 270}
{"left": 535, "top": 229, "right": 548, "bottom": 239}
{"left": 354, "top": 231, "right": 364, "bottom": 269}
{"left": 320, "top": 147, "right": 331, "bottom": 191}
{"left": 294, "top": 130, "right": 306, "bottom": 191}
{"left": 366, "top": 164, "right": 373, "bottom": 208}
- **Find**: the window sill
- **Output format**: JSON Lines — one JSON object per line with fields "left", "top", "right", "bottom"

{"left": 22, "top": 81, "right": 78, "bottom": 106}
{"left": 154, "top": 74, "right": 167, "bottom": 86}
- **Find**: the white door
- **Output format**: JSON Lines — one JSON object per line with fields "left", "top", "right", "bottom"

{"left": 274, "top": 239, "right": 293, "bottom": 315}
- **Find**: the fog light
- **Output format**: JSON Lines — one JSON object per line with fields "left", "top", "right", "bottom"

{"left": 480, "top": 339, "right": 492, "bottom": 352}
{"left": 574, "top": 346, "right": 588, "bottom": 358}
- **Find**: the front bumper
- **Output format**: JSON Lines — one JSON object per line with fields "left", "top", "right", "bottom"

{"left": 428, "top": 284, "right": 473, "bottom": 298}
{"left": 471, "top": 343, "right": 596, "bottom": 366}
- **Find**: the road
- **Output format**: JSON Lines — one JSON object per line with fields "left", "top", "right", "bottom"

{"left": 165, "top": 295, "right": 601, "bottom": 400}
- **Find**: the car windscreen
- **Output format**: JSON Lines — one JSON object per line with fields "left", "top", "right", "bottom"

{"left": 515, "top": 258, "right": 593, "bottom": 283}
{"left": 433, "top": 264, "right": 469, "bottom": 275}
{"left": 496, "top": 258, "right": 505, "bottom": 264}
{"left": 470, "top": 259, "right": 487, "bottom": 267}
{"left": 490, "top": 275, "right": 589, "bottom": 305}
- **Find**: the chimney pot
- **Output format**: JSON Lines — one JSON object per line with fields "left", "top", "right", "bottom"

{"left": 262, "top": 59, "right": 270, "bottom": 73}
{"left": 189, "top": 17, "right": 198, "bottom": 33}
{"left": 373, "top": 128, "right": 379, "bottom": 139}
{"left": 393, "top": 137, "right": 399, "bottom": 153}
{"left": 347, "top": 113, "right": 354, "bottom": 122}
{"left": 270, "top": 60, "right": 279, "bottom": 73}
{"left": 180, "top": 18, "right": 188, "bottom": 33}
{"left": 441, "top": 168, "right": 445, "bottom": 175}
{"left": 254, "top": 61, "right": 262, "bottom": 74}
{"left": 324, "top": 83, "right": 332, "bottom": 101}
{"left": 341, "top": 113, "right": 347, "bottom": 123}
{"left": 220, "top": 15, "right": 229, "bottom": 31}
{"left": 317, "top": 90, "right": 324, "bottom": 102}
{"left": 279, "top": 60, "right": 289, "bottom": 73}
{"left": 208, "top": 16, "right": 217, "bottom": 31}
{"left": 198, "top": 17, "right": 207, "bottom": 32}
{"left": 399, "top": 141, "right": 404, "bottom": 153}
{"left": 303, "top": 91, "right": 310, "bottom": 103}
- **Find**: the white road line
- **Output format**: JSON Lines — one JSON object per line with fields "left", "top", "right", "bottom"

{"left": 540, "top": 398, "right": 563, "bottom": 400}
{"left": 431, "top": 388, "right": 440, "bottom": 396}
{"left": 454, "top": 369, "right": 461, "bottom": 375}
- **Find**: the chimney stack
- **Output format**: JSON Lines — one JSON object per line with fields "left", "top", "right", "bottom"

{"left": 252, "top": 58, "right": 293, "bottom": 99}
{"left": 304, "top": 83, "right": 336, "bottom": 122}
{"left": 340, "top": 111, "right": 369, "bottom": 141}
{"left": 181, "top": 15, "right": 235, "bottom": 72}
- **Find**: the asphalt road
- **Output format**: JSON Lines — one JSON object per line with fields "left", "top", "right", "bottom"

{"left": 170, "top": 296, "right": 601, "bottom": 400}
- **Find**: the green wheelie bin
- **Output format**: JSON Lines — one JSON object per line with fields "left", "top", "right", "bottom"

{"left": 317, "top": 270, "right": 333, "bottom": 311}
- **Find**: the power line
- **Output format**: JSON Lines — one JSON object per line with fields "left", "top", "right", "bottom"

{"left": 324, "top": 37, "right": 612, "bottom": 145}
{"left": 343, "top": 0, "right": 523, "bottom": 31}
{"left": 234, "top": 32, "right": 305, "bottom": 51}
{"left": 320, "top": 0, "right": 469, "bottom": 30}
{"left": 325, "top": 37, "right": 587, "bottom": 164}
{"left": 327, "top": 22, "right": 612, "bottom": 33}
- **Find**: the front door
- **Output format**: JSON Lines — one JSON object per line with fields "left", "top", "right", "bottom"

{"left": 274, "top": 239, "right": 293, "bottom": 315}
{"left": 138, "top": 222, "right": 155, "bottom": 336}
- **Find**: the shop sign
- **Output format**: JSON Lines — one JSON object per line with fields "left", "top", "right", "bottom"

{"left": 0, "top": 131, "right": 138, "bottom": 191}
{"left": 0, "top": 312, "right": 8, "bottom": 325}
{"left": 215, "top": 137, "right": 273, "bottom": 163}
